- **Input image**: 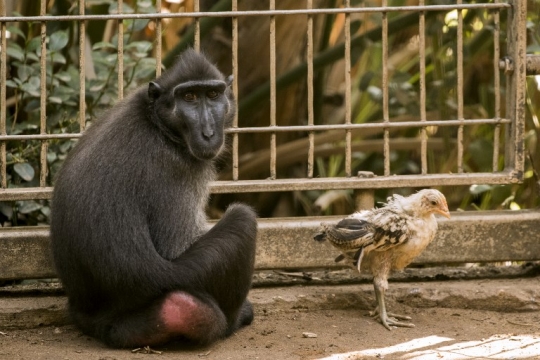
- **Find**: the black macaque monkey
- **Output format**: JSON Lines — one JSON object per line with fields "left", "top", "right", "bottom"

{"left": 50, "top": 49, "right": 257, "bottom": 348}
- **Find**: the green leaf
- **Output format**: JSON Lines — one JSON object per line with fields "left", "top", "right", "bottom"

{"left": 48, "top": 30, "right": 69, "bottom": 51}
{"left": 50, "top": 53, "right": 67, "bottom": 64}
{"left": 27, "top": 37, "right": 41, "bottom": 53}
{"left": 6, "top": 43, "right": 24, "bottom": 61}
{"left": 49, "top": 96, "right": 63, "bottom": 104}
{"left": 92, "top": 41, "right": 116, "bottom": 51}
{"left": 20, "top": 82, "right": 40, "bottom": 97}
{"left": 7, "top": 25, "right": 25, "bottom": 39}
{"left": 17, "top": 64, "right": 33, "bottom": 82}
{"left": 55, "top": 71, "right": 72, "bottom": 83}
{"left": 0, "top": 202, "right": 13, "bottom": 218}
{"left": 5, "top": 80, "right": 18, "bottom": 88}
{"left": 130, "top": 18, "right": 150, "bottom": 32}
{"left": 469, "top": 184, "right": 492, "bottom": 195}
{"left": 14, "top": 163, "right": 35, "bottom": 182}
{"left": 17, "top": 200, "right": 42, "bottom": 214}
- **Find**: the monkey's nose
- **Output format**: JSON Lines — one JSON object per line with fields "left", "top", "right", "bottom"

{"left": 202, "top": 129, "right": 214, "bottom": 139}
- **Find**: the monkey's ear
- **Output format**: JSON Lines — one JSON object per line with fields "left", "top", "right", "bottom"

{"left": 148, "top": 81, "right": 163, "bottom": 100}
{"left": 226, "top": 75, "right": 234, "bottom": 87}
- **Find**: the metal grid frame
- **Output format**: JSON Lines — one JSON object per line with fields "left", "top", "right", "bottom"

{"left": 0, "top": 0, "right": 528, "bottom": 202}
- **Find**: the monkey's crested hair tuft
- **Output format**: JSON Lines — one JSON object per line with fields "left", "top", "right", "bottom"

{"left": 157, "top": 49, "right": 225, "bottom": 90}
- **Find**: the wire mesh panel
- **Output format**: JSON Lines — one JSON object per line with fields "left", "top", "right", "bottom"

{"left": 0, "top": 0, "right": 528, "bottom": 208}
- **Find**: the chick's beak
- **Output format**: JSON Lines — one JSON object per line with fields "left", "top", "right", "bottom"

{"left": 436, "top": 204, "right": 451, "bottom": 219}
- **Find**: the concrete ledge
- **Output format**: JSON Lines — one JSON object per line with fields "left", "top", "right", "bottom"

{"left": 1, "top": 210, "right": 540, "bottom": 281}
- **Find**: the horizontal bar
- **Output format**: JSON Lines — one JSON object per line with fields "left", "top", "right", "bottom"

{"left": 0, "top": 118, "right": 510, "bottom": 141}
{"left": 0, "top": 133, "right": 82, "bottom": 141}
{"left": 0, "top": 3, "right": 510, "bottom": 23}
{"left": 1, "top": 209, "right": 539, "bottom": 280}
{"left": 210, "top": 172, "right": 521, "bottom": 193}
{"left": 225, "top": 118, "right": 510, "bottom": 134}
{"left": 0, "top": 172, "right": 521, "bottom": 200}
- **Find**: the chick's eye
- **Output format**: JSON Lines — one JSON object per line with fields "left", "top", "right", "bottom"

{"left": 183, "top": 93, "right": 196, "bottom": 102}
{"left": 207, "top": 90, "right": 219, "bottom": 99}
{"left": 430, "top": 200, "right": 438, "bottom": 206}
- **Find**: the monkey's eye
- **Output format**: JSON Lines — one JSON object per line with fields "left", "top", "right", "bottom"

{"left": 207, "top": 90, "right": 219, "bottom": 99}
{"left": 183, "top": 93, "right": 197, "bottom": 102}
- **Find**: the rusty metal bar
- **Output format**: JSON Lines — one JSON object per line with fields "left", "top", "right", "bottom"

{"left": 194, "top": 0, "right": 200, "bottom": 51}
{"left": 0, "top": 0, "right": 6, "bottom": 188}
{"left": 307, "top": 0, "right": 314, "bottom": 179}
{"left": 155, "top": 0, "right": 162, "bottom": 77}
{"left": 419, "top": 0, "right": 427, "bottom": 174}
{"left": 39, "top": 0, "right": 48, "bottom": 187}
{"left": 0, "top": 4, "right": 511, "bottom": 23}
{"left": 210, "top": 172, "right": 520, "bottom": 193}
{"left": 344, "top": 0, "right": 352, "bottom": 177}
{"left": 232, "top": 0, "right": 239, "bottom": 181}
{"left": 79, "top": 0, "right": 86, "bottom": 131}
{"left": 0, "top": 171, "right": 521, "bottom": 200}
{"left": 382, "top": 0, "right": 390, "bottom": 176}
{"left": 117, "top": 0, "right": 124, "bottom": 100}
{"left": 456, "top": 1, "right": 464, "bottom": 173}
{"left": 269, "top": 0, "right": 276, "bottom": 180}
{"left": 493, "top": 1, "right": 500, "bottom": 172}
{"left": 0, "top": 118, "right": 511, "bottom": 142}
{"left": 504, "top": 0, "right": 526, "bottom": 176}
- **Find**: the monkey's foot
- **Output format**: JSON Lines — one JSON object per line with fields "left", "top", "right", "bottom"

{"left": 369, "top": 307, "right": 415, "bottom": 330}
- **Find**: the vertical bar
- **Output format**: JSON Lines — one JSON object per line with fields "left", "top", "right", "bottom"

{"left": 232, "top": 0, "right": 239, "bottom": 180}
{"left": 39, "top": 0, "right": 48, "bottom": 187}
{"left": 307, "top": 0, "right": 314, "bottom": 178}
{"left": 194, "top": 0, "right": 200, "bottom": 51}
{"left": 419, "top": 0, "right": 427, "bottom": 174}
{"left": 505, "top": 0, "right": 527, "bottom": 175}
{"left": 155, "top": 0, "right": 162, "bottom": 77}
{"left": 0, "top": 0, "right": 6, "bottom": 188}
{"left": 456, "top": 0, "right": 464, "bottom": 173}
{"left": 382, "top": 0, "right": 389, "bottom": 176}
{"left": 79, "top": 0, "right": 86, "bottom": 131}
{"left": 492, "top": 1, "right": 500, "bottom": 172}
{"left": 344, "top": 0, "right": 352, "bottom": 177}
{"left": 117, "top": 0, "right": 124, "bottom": 100}
{"left": 269, "top": 0, "right": 276, "bottom": 179}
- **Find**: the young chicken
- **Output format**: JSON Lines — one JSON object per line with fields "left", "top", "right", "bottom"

{"left": 314, "top": 189, "right": 450, "bottom": 330}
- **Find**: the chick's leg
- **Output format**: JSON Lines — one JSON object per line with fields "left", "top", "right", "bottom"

{"left": 370, "top": 276, "right": 415, "bottom": 330}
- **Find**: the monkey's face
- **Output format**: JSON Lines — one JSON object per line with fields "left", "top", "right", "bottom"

{"left": 150, "top": 80, "right": 233, "bottom": 160}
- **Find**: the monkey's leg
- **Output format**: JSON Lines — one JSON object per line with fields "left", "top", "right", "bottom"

{"left": 173, "top": 203, "right": 257, "bottom": 335}
{"left": 370, "top": 277, "right": 415, "bottom": 330}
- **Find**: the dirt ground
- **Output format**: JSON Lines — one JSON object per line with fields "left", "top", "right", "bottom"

{"left": 1, "top": 278, "right": 540, "bottom": 360}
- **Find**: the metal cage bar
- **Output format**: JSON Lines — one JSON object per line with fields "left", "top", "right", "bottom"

{"left": 456, "top": 0, "right": 464, "bottom": 174}
{"left": 307, "top": 0, "right": 314, "bottom": 179}
{"left": 194, "top": 0, "right": 200, "bottom": 51}
{"left": 154, "top": 0, "right": 162, "bottom": 77}
{"left": 382, "top": 0, "right": 390, "bottom": 176}
{"left": 117, "top": 0, "right": 124, "bottom": 100}
{"left": 344, "top": 0, "right": 352, "bottom": 177}
{"left": 419, "top": 0, "right": 427, "bottom": 174}
{"left": 269, "top": 0, "right": 277, "bottom": 180}
{"left": 232, "top": 0, "right": 239, "bottom": 181}
{"left": 0, "top": 0, "right": 7, "bottom": 189}
{"left": 493, "top": 0, "right": 501, "bottom": 172}
{"left": 0, "top": 1, "right": 526, "bottom": 201}
{"left": 79, "top": 0, "right": 86, "bottom": 131}
{"left": 39, "top": 0, "right": 48, "bottom": 187}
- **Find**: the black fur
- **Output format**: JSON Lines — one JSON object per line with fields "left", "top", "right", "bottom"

{"left": 50, "top": 49, "right": 257, "bottom": 348}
